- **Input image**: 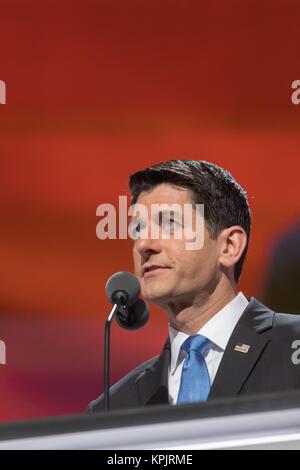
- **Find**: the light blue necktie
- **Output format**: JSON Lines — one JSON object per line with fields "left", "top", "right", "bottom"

{"left": 177, "top": 334, "right": 212, "bottom": 404}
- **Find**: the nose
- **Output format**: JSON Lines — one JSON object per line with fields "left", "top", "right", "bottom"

{"left": 135, "top": 236, "right": 162, "bottom": 259}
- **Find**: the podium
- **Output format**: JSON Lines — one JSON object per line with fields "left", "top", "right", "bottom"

{"left": 1, "top": 390, "right": 300, "bottom": 449}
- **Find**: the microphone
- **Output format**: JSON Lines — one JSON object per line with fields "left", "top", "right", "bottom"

{"left": 103, "top": 271, "right": 149, "bottom": 410}
{"left": 106, "top": 271, "right": 149, "bottom": 329}
{"left": 115, "top": 298, "right": 149, "bottom": 330}
{"left": 105, "top": 271, "right": 140, "bottom": 308}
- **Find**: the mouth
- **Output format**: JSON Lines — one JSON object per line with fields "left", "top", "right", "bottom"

{"left": 142, "top": 265, "right": 170, "bottom": 278}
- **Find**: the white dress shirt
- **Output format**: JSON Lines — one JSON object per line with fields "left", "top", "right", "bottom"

{"left": 168, "top": 292, "right": 249, "bottom": 405}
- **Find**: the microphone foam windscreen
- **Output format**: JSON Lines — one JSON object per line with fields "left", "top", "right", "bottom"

{"left": 105, "top": 271, "right": 141, "bottom": 306}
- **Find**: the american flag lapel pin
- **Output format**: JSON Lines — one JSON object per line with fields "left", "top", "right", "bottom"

{"left": 234, "top": 343, "right": 251, "bottom": 353}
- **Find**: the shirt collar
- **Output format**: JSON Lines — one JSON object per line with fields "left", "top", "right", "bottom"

{"left": 168, "top": 292, "right": 249, "bottom": 375}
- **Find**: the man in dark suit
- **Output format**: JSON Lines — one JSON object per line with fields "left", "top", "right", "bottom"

{"left": 88, "top": 160, "right": 300, "bottom": 413}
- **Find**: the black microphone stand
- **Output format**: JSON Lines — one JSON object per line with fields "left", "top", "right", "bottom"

{"left": 104, "top": 282, "right": 149, "bottom": 411}
{"left": 104, "top": 293, "right": 128, "bottom": 411}
{"left": 104, "top": 304, "right": 117, "bottom": 411}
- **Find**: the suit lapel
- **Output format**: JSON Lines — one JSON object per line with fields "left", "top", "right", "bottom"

{"left": 209, "top": 297, "right": 274, "bottom": 399}
{"left": 135, "top": 297, "right": 274, "bottom": 405}
{"left": 135, "top": 339, "right": 170, "bottom": 406}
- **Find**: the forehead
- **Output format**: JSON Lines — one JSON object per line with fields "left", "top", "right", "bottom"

{"left": 136, "top": 183, "right": 193, "bottom": 206}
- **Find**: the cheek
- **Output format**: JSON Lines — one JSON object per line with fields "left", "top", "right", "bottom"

{"left": 179, "top": 246, "right": 216, "bottom": 277}
{"left": 132, "top": 247, "right": 141, "bottom": 271}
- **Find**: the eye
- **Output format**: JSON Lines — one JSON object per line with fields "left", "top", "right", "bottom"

{"left": 163, "top": 218, "right": 174, "bottom": 227}
{"left": 162, "top": 218, "right": 181, "bottom": 229}
{"left": 129, "top": 219, "right": 147, "bottom": 238}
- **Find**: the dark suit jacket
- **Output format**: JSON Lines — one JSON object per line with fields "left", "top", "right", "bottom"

{"left": 87, "top": 298, "right": 300, "bottom": 413}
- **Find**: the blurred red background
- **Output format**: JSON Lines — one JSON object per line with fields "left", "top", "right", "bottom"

{"left": 0, "top": 0, "right": 300, "bottom": 422}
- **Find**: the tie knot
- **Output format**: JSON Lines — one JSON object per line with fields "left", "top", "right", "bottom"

{"left": 181, "top": 334, "right": 211, "bottom": 356}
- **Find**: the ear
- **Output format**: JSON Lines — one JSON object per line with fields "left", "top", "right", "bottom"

{"left": 218, "top": 226, "right": 248, "bottom": 272}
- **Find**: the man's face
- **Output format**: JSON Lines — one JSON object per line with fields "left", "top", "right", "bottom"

{"left": 132, "top": 184, "right": 222, "bottom": 310}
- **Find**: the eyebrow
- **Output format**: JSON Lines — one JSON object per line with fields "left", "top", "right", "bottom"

{"left": 130, "top": 210, "right": 182, "bottom": 221}
{"left": 154, "top": 208, "right": 182, "bottom": 218}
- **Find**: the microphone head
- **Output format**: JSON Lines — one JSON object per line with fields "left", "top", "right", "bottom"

{"left": 115, "top": 298, "right": 150, "bottom": 330}
{"left": 105, "top": 271, "right": 141, "bottom": 307}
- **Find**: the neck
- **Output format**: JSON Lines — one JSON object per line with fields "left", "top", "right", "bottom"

{"left": 163, "top": 281, "right": 237, "bottom": 335}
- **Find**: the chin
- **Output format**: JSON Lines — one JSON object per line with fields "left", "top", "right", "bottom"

{"left": 142, "top": 290, "right": 171, "bottom": 305}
